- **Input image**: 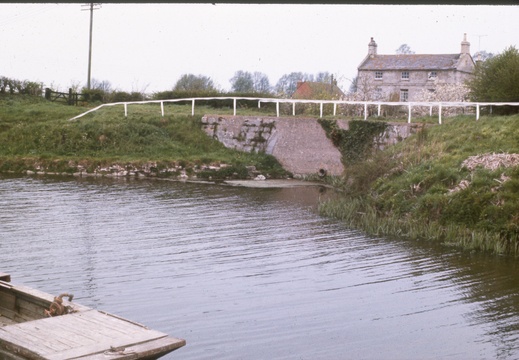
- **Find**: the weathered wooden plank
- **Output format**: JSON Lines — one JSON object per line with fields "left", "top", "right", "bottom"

{"left": 0, "top": 311, "right": 102, "bottom": 353}
{"left": 0, "top": 336, "right": 48, "bottom": 360}
{"left": 0, "top": 314, "right": 17, "bottom": 326}
{"left": 0, "top": 280, "right": 185, "bottom": 359}
{"left": 12, "top": 298, "right": 47, "bottom": 323}
{"left": 0, "top": 310, "right": 177, "bottom": 360}
{"left": 69, "top": 311, "right": 141, "bottom": 338}
{"left": 2, "top": 282, "right": 87, "bottom": 325}
{"left": 0, "top": 348, "right": 29, "bottom": 360}
{"left": 0, "top": 274, "right": 11, "bottom": 282}
{"left": 0, "top": 318, "right": 83, "bottom": 354}
{"left": 46, "top": 334, "right": 185, "bottom": 360}
{"left": 0, "top": 326, "right": 58, "bottom": 355}
{"left": 71, "top": 336, "right": 186, "bottom": 359}
{"left": 0, "top": 290, "right": 16, "bottom": 312}
{"left": 0, "top": 288, "right": 17, "bottom": 323}
{"left": 16, "top": 316, "right": 86, "bottom": 350}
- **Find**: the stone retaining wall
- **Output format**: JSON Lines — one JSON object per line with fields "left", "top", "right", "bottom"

{"left": 201, "top": 115, "right": 420, "bottom": 176}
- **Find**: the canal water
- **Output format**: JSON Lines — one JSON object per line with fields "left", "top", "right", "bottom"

{"left": 1, "top": 175, "right": 519, "bottom": 359}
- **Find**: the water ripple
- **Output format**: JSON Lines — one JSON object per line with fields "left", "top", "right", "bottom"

{"left": 2, "top": 176, "right": 519, "bottom": 359}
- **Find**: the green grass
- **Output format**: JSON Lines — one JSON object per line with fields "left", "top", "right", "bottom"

{"left": 0, "top": 94, "right": 287, "bottom": 178}
{"left": 4, "top": 94, "right": 518, "bottom": 255}
{"left": 319, "top": 114, "right": 519, "bottom": 256}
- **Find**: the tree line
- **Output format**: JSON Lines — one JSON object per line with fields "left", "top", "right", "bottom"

{"left": 163, "top": 70, "right": 336, "bottom": 97}
{"left": 2, "top": 45, "right": 517, "bottom": 110}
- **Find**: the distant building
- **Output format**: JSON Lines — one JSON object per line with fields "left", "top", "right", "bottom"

{"left": 292, "top": 77, "right": 345, "bottom": 100}
{"left": 356, "top": 34, "right": 475, "bottom": 102}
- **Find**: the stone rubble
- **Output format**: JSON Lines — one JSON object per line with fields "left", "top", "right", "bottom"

{"left": 461, "top": 153, "right": 519, "bottom": 171}
{"left": 449, "top": 152, "right": 519, "bottom": 193}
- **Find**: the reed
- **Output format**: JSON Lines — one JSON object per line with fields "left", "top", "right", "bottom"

{"left": 320, "top": 114, "right": 519, "bottom": 256}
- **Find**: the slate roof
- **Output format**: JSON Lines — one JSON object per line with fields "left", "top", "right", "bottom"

{"left": 358, "top": 54, "right": 463, "bottom": 71}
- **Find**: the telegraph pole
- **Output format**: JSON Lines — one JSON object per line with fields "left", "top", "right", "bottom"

{"left": 82, "top": 3, "right": 101, "bottom": 90}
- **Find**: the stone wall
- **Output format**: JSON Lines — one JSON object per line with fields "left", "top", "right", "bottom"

{"left": 358, "top": 68, "right": 473, "bottom": 102}
{"left": 201, "top": 115, "right": 420, "bottom": 177}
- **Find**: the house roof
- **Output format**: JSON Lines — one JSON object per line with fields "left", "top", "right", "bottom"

{"left": 358, "top": 54, "right": 464, "bottom": 71}
{"left": 292, "top": 81, "right": 345, "bottom": 99}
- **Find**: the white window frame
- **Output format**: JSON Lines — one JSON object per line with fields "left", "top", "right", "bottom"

{"left": 428, "top": 71, "right": 437, "bottom": 80}
{"left": 400, "top": 89, "right": 409, "bottom": 102}
{"left": 401, "top": 71, "right": 409, "bottom": 80}
{"left": 375, "top": 71, "right": 383, "bottom": 80}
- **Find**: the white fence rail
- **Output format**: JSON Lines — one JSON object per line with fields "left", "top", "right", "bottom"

{"left": 69, "top": 97, "right": 519, "bottom": 124}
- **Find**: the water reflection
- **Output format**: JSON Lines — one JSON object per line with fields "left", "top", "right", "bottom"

{"left": 1, "top": 175, "right": 519, "bottom": 359}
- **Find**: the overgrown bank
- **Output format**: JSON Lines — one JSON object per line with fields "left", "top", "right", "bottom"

{"left": 0, "top": 95, "right": 288, "bottom": 180}
{"left": 318, "top": 115, "right": 519, "bottom": 256}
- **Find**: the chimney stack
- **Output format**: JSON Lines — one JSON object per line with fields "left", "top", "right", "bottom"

{"left": 368, "top": 37, "right": 378, "bottom": 57}
{"left": 461, "top": 33, "right": 470, "bottom": 54}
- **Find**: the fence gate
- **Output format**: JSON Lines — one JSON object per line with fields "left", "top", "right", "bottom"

{"left": 45, "top": 88, "right": 81, "bottom": 105}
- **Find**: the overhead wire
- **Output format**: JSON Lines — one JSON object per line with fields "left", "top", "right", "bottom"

{"left": 0, "top": 4, "right": 66, "bottom": 29}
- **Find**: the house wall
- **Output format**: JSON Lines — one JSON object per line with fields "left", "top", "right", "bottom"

{"left": 360, "top": 68, "right": 471, "bottom": 102}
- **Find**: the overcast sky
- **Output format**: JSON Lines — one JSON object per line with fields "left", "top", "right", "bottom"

{"left": 1, "top": 3, "right": 518, "bottom": 94}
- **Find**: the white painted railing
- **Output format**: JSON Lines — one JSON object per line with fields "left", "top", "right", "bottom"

{"left": 69, "top": 97, "right": 519, "bottom": 124}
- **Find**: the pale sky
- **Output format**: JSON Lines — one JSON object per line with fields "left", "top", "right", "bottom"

{"left": 1, "top": 3, "right": 518, "bottom": 94}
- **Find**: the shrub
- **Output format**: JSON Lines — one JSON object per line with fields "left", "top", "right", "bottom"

{"left": 469, "top": 46, "right": 519, "bottom": 113}
{"left": 0, "top": 76, "right": 42, "bottom": 96}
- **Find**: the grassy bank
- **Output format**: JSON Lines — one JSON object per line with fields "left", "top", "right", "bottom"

{"left": 319, "top": 114, "right": 519, "bottom": 256}
{"left": 0, "top": 95, "right": 287, "bottom": 179}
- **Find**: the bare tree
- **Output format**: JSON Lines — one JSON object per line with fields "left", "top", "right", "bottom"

{"left": 473, "top": 50, "right": 494, "bottom": 62}
{"left": 315, "top": 71, "right": 332, "bottom": 83}
{"left": 90, "top": 78, "right": 112, "bottom": 92}
{"left": 353, "top": 73, "right": 382, "bottom": 101}
{"left": 396, "top": 44, "right": 415, "bottom": 54}
{"left": 275, "top": 72, "right": 313, "bottom": 97}
{"left": 252, "top": 72, "right": 271, "bottom": 93}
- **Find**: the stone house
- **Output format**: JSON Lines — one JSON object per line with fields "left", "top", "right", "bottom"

{"left": 356, "top": 34, "right": 476, "bottom": 102}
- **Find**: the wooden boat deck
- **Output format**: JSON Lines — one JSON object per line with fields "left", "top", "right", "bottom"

{"left": 0, "top": 309, "right": 185, "bottom": 359}
{"left": 0, "top": 274, "right": 185, "bottom": 359}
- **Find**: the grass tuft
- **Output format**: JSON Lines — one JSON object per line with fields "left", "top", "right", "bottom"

{"left": 319, "top": 114, "right": 519, "bottom": 256}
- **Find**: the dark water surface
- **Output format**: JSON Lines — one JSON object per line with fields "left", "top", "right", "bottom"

{"left": 2, "top": 175, "right": 519, "bottom": 359}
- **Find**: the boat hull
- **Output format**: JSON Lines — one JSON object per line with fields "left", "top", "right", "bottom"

{"left": 0, "top": 277, "right": 185, "bottom": 359}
